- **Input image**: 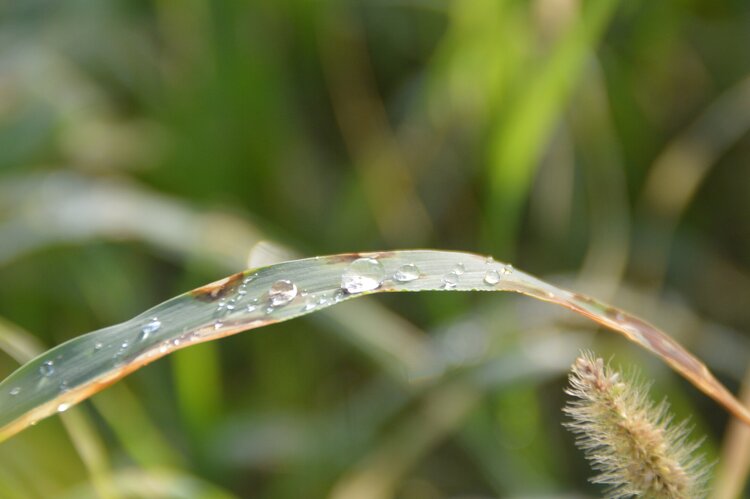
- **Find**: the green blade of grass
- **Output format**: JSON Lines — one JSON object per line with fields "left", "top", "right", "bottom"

{"left": 0, "top": 249, "right": 747, "bottom": 442}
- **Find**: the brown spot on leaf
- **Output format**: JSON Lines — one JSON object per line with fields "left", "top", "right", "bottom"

{"left": 325, "top": 251, "right": 396, "bottom": 264}
{"left": 191, "top": 272, "right": 245, "bottom": 302}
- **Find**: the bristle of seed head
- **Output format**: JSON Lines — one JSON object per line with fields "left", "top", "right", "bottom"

{"left": 563, "top": 351, "right": 709, "bottom": 499}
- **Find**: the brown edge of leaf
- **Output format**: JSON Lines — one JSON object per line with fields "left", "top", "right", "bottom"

{"left": 536, "top": 290, "right": 750, "bottom": 426}
{"left": 1, "top": 252, "right": 748, "bottom": 443}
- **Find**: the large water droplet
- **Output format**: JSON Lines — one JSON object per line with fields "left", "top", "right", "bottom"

{"left": 268, "top": 279, "right": 298, "bottom": 306}
{"left": 442, "top": 271, "right": 460, "bottom": 289}
{"left": 9, "top": 387, "right": 21, "bottom": 396}
{"left": 393, "top": 263, "right": 420, "bottom": 282}
{"left": 39, "top": 360, "right": 55, "bottom": 377}
{"left": 341, "top": 257, "right": 385, "bottom": 294}
{"left": 139, "top": 318, "right": 161, "bottom": 341}
{"left": 483, "top": 269, "right": 501, "bottom": 285}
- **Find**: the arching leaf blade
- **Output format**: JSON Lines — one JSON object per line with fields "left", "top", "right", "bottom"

{"left": 0, "top": 250, "right": 747, "bottom": 443}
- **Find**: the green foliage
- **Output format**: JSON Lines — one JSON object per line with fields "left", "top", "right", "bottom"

{"left": 0, "top": 0, "right": 749, "bottom": 497}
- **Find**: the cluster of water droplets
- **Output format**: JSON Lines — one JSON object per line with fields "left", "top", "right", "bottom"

{"left": 9, "top": 254, "right": 517, "bottom": 407}
{"left": 438, "top": 256, "right": 513, "bottom": 289}
{"left": 483, "top": 256, "right": 513, "bottom": 286}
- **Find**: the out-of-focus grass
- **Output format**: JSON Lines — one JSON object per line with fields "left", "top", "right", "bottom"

{"left": 0, "top": 0, "right": 749, "bottom": 497}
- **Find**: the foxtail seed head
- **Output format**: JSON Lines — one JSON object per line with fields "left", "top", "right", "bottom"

{"left": 564, "top": 352, "right": 708, "bottom": 498}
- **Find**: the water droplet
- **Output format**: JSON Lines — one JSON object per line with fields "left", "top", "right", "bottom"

{"left": 333, "top": 289, "right": 346, "bottom": 302}
{"left": 159, "top": 343, "right": 169, "bottom": 353}
{"left": 39, "top": 360, "right": 54, "bottom": 377}
{"left": 9, "top": 387, "right": 20, "bottom": 396}
{"left": 93, "top": 342, "right": 103, "bottom": 352}
{"left": 171, "top": 338, "right": 181, "bottom": 347}
{"left": 243, "top": 274, "right": 255, "bottom": 285}
{"left": 393, "top": 263, "right": 420, "bottom": 282}
{"left": 59, "top": 381, "right": 70, "bottom": 392}
{"left": 304, "top": 299, "right": 317, "bottom": 311}
{"left": 57, "top": 403, "right": 70, "bottom": 413}
{"left": 214, "top": 320, "right": 224, "bottom": 330}
{"left": 237, "top": 284, "right": 248, "bottom": 296}
{"left": 452, "top": 262, "right": 466, "bottom": 275}
{"left": 483, "top": 269, "right": 501, "bottom": 285}
{"left": 318, "top": 296, "right": 330, "bottom": 306}
{"left": 120, "top": 340, "right": 130, "bottom": 350}
{"left": 341, "top": 257, "right": 385, "bottom": 294}
{"left": 442, "top": 271, "right": 460, "bottom": 289}
{"left": 501, "top": 264, "right": 514, "bottom": 275}
{"left": 246, "top": 303, "right": 258, "bottom": 312}
{"left": 225, "top": 298, "right": 236, "bottom": 311}
{"left": 485, "top": 256, "right": 494, "bottom": 264}
{"left": 268, "top": 279, "right": 298, "bottom": 306}
{"left": 264, "top": 306, "right": 274, "bottom": 314}
{"left": 139, "top": 318, "right": 161, "bottom": 341}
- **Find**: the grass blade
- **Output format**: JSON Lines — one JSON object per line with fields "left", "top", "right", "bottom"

{"left": 0, "top": 250, "right": 747, "bottom": 442}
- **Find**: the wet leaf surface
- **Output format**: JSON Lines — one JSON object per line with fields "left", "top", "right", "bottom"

{"left": 1, "top": 250, "right": 747, "bottom": 442}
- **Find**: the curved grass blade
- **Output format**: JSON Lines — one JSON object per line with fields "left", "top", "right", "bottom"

{"left": 0, "top": 250, "right": 747, "bottom": 442}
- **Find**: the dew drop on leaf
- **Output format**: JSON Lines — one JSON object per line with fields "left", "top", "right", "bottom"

{"left": 268, "top": 279, "right": 298, "bottom": 306}
{"left": 139, "top": 318, "right": 161, "bottom": 341}
{"left": 57, "top": 403, "right": 70, "bottom": 413}
{"left": 39, "top": 360, "right": 54, "bottom": 377}
{"left": 341, "top": 257, "right": 385, "bottom": 294}
{"left": 484, "top": 269, "right": 501, "bottom": 285}
{"left": 452, "top": 262, "right": 466, "bottom": 275}
{"left": 393, "top": 263, "right": 420, "bottom": 282}
{"left": 9, "top": 387, "right": 20, "bottom": 396}
{"left": 442, "top": 271, "right": 460, "bottom": 289}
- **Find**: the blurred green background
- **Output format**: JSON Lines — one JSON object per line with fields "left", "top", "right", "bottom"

{"left": 1, "top": 0, "right": 749, "bottom": 497}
